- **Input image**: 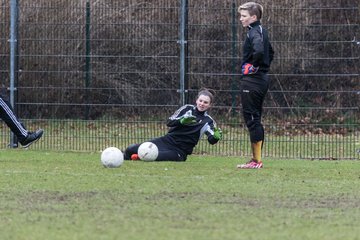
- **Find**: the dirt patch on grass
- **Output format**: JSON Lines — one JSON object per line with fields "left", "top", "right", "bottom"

{"left": 145, "top": 191, "right": 360, "bottom": 209}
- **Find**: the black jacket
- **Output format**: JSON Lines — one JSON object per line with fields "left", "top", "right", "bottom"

{"left": 165, "top": 104, "right": 219, "bottom": 155}
{"left": 242, "top": 21, "right": 274, "bottom": 73}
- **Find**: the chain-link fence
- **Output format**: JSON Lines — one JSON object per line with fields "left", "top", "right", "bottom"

{"left": 0, "top": 0, "right": 359, "bottom": 159}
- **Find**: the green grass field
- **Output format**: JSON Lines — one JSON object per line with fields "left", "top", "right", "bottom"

{"left": 1, "top": 149, "right": 359, "bottom": 240}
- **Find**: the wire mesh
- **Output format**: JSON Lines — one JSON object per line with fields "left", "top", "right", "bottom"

{"left": 0, "top": 0, "right": 359, "bottom": 159}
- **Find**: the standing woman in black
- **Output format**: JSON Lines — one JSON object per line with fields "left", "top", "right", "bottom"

{"left": 237, "top": 2, "right": 274, "bottom": 169}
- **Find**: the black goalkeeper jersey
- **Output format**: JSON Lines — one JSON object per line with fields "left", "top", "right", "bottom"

{"left": 164, "top": 104, "right": 219, "bottom": 155}
{"left": 242, "top": 20, "right": 274, "bottom": 73}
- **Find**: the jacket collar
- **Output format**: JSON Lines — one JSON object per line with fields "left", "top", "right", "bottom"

{"left": 248, "top": 20, "right": 261, "bottom": 30}
{"left": 193, "top": 106, "right": 206, "bottom": 115}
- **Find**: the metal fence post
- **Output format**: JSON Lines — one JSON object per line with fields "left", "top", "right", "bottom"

{"left": 231, "top": 0, "right": 238, "bottom": 115}
{"left": 178, "top": 0, "right": 188, "bottom": 105}
{"left": 9, "top": 0, "right": 19, "bottom": 148}
{"left": 85, "top": 0, "right": 91, "bottom": 120}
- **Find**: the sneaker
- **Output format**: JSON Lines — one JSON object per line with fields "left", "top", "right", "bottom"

{"left": 237, "top": 159, "right": 263, "bottom": 169}
{"left": 131, "top": 154, "right": 140, "bottom": 161}
{"left": 20, "top": 129, "right": 44, "bottom": 148}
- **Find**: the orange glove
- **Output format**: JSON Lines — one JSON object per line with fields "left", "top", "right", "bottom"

{"left": 242, "top": 63, "right": 259, "bottom": 75}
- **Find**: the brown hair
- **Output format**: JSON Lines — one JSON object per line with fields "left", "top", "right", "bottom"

{"left": 238, "top": 2, "right": 263, "bottom": 20}
{"left": 197, "top": 88, "right": 215, "bottom": 104}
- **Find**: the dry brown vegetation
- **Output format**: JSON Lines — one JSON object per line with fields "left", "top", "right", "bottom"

{"left": 0, "top": 0, "right": 358, "bottom": 127}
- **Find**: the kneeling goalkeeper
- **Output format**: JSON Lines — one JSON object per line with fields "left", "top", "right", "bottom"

{"left": 124, "top": 89, "right": 222, "bottom": 161}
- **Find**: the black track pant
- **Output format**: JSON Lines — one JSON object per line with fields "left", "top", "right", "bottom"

{"left": 124, "top": 136, "right": 187, "bottom": 161}
{"left": 239, "top": 74, "right": 269, "bottom": 143}
{"left": 0, "top": 96, "right": 28, "bottom": 141}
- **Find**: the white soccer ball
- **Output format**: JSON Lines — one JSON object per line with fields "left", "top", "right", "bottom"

{"left": 138, "top": 142, "right": 159, "bottom": 161}
{"left": 100, "top": 147, "right": 124, "bottom": 168}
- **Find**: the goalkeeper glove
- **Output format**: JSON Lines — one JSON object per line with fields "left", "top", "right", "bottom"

{"left": 213, "top": 128, "right": 222, "bottom": 140}
{"left": 180, "top": 115, "right": 197, "bottom": 125}
{"left": 242, "top": 63, "right": 259, "bottom": 75}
